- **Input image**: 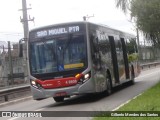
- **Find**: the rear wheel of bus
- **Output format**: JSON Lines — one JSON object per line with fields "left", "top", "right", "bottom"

{"left": 105, "top": 72, "right": 112, "bottom": 95}
{"left": 130, "top": 65, "right": 135, "bottom": 85}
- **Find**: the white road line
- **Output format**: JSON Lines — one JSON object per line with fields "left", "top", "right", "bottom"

{"left": 112, "top": 93, "right": 143, "bottom": 111}
{"left": 112, "top": 69, "right": 160, "bottom": 111}
{"left": 7, "top": 117, "right": 19, "bottom": 120}
{"left": 35, "top": 108, "right": 45, "bottom": 111}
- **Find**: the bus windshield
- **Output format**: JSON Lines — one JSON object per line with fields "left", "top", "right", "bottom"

{"left": 30, "top": 34, "right": 87, "bottom": 74}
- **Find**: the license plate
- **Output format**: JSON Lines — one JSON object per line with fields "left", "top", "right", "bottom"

{"left": 55, "top": 92, "right": 67, "bottom": 97}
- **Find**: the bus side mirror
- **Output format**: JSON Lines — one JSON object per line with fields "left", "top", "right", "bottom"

{"left": 19, "top": 39, "right": 24, "bottom": 57}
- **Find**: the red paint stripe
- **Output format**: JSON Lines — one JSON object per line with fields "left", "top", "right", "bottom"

{"left": 36, "top": 77, "right": 78, "bottom": 89}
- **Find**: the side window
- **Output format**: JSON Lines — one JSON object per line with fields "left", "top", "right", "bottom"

{"left": 90, "top": 34, "right": 101, "bottom": 69}
{"left": 90, "top": 35, "right": 99, "bottom": 53}
{"left": 99, "top": 37, "right": 111, "bottom": 64}
{"left": 126, "top": 38, "right": 138, "bottom": 62}
{"left": 115, "top": 40, "right": 124, "bottom": 64}
{"left": 126, "top": 38, "right": 138, "bottom": 54}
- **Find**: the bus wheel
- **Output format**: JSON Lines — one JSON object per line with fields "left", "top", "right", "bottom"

{"left": 106, "top": 74, "right": 112, "bottom": 96}
{"left": 53, "top": 97, "right": 64, "bottom": 102}
{"left": 130, "top": 66, "right": 135, "bottom": 85}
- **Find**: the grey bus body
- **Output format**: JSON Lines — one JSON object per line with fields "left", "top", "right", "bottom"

{"left": 28, "top": 22, "right": 140, "bottom": 102}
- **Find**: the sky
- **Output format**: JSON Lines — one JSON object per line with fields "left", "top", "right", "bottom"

{"left": 0, "top": 0, "right": 137, "bottom": 42}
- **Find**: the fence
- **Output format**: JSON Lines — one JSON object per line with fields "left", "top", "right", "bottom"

{"left": 138, "top": 43, "right": 160, "bottom": 64}
{"left": 0, "top": 41, "right": 28, "bottom": 88}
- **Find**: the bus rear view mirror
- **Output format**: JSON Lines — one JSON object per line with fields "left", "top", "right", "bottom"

{"left": 18, "top": 38, "right": 24, "bottom": 57}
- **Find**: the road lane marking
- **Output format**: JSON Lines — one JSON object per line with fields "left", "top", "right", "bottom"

{"left": 112, "top": 70, "right": 160, "bottom": 111}
{"left": 35, "top": 108, "right": 45, "bottom": 111}
{"left": 7, "top": 117, "right": 19, "bottom": 120}
{"left": 112, "top": 92, "right": 143, "bottom": 111}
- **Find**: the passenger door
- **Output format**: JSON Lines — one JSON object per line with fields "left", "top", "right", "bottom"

{"left": 109, "top": 36, "right": 126, "bottom": 83}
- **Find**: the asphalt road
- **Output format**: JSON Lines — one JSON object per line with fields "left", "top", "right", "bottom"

{"left": 1, "top": 67, "right": 160, "bottom": 120}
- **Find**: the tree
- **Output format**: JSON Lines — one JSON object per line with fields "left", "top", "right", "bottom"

{"left": 131, "top": 0, "right": 160, "bottom": 45}
{"left": 116, "top": 0, "right": 160, "bottom": 46}
{"left": 115, "top": 0, "right": 131, "bottom": 13}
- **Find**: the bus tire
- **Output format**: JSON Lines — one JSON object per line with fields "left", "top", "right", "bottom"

{"left": 105, "top": 72, "right": 112, "bottom": 95}
{"left": 130, "top": 66, "right": 135, "bottom": 85}
{"left": 53, "top": 97, "right": 64, "bottom": 102}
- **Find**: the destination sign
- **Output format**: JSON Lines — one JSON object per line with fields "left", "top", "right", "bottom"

{"left": 35, "top": 26, "right": 80, "bottom": 38}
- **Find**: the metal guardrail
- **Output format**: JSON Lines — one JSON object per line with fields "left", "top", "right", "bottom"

{"left": 141, "top": 62, "right": 160, "bottom": 69}
{"left": 0, "top": 84, "right": 30, "bottom": 102}
{"left": 1, "top": 62, "right": 160, "bottom": 103}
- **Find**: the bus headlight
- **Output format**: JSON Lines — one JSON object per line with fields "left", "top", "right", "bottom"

{"left": 76, "top": 71, "right": 91, "bottom": 84}
{"left": 30, "top": 79, "right": 42, "bottom": 89}
{"left": 31, "top": 80, "right": 36, "bottom": 85}
{"left": 84, "top": 73, "right": 90, "bottom": 79}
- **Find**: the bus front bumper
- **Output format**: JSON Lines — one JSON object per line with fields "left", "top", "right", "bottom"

{"left": 31, "top": 79, "right": 95, "bottom": 100}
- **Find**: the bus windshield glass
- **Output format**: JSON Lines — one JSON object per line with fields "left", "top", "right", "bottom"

{"left": 30, "top": 34, "right": 87, "bottom": 74}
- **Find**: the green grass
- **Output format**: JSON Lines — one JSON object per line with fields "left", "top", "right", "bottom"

{"left": 93, "top": 82, "right": 160, "bottom": 120}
